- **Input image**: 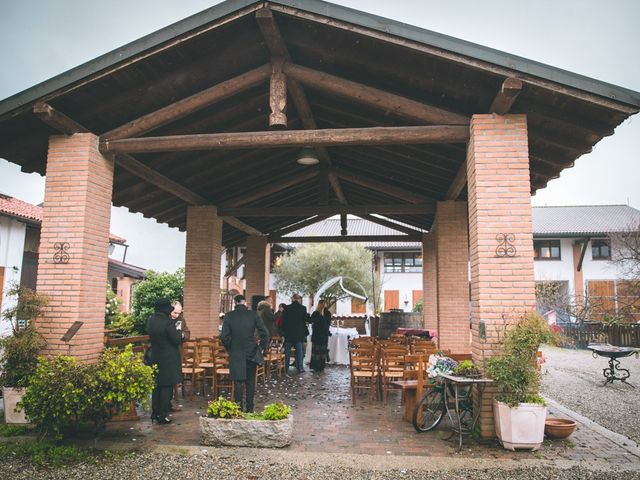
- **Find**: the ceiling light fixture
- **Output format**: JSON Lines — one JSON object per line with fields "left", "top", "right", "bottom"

{"left": 296, "top": 146, "right": 320, "bottom": 166}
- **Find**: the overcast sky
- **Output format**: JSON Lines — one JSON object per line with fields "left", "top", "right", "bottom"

{"left": 0, "top": 0, "right": 638, "bottom": 272}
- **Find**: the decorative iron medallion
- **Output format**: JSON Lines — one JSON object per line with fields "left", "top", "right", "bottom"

{"left": 495, "top": 233, "right": 516, "bottom": 257}
{"left": 53, "top": 242, "right": 70, "bottom": 264}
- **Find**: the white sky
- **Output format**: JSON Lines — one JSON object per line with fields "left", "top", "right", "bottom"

{"left": 0, "top": 0, "right": 638, "bottom": 272}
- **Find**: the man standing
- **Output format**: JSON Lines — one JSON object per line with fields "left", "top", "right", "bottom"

{"left": 282, "top": 294, "right": 310, "bottom": 373}
{"left": 220, "top": 295, "right": 269, "bottom": 412}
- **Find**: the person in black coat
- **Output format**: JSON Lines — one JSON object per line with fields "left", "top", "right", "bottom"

{"left": 220, "top": 295, "right": 269, "bottom": 412}
{"left": 147, "top": 298, "right": 183, "bottom": 424}
{"left": 281, "top": 294, "right": 310, "bottom": 373}
{"left": 309, "top": 299, "right": 332, "bottom": 372}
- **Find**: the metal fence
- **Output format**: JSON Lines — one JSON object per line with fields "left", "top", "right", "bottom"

{"left": 561, "top": 322, "right": 640, "bottom": 348}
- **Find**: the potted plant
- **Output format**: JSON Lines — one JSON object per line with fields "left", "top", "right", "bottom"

{"left": 452, "top": 360, "right": 482, "bottom": 379}
{"left": 0, "top": 285, "right": 48, "bottom": 424}
{"left": 199, "top": 397, "right": 293, "bottom": 448}
{"left": 485, "top": 313, "right": 557, "bottom": 451}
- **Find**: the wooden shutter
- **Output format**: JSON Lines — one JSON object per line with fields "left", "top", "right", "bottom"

{"left": 412, "top": 290, "right": 422, "bottom": 307}
{"left": 588, "top": 280, "right": 615, "bottom": 320}
{"left": 351, "top": 297, "right": 366, "bottom": 314}
{"left": 384, "top": 290, "right": 399, "bottom": 310}
{"left": 269, "top": 289, "right": 277, "bottom": 308}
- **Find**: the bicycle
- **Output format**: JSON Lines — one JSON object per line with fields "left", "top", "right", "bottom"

{"left": 412, "top": 378, "right": 473, "bottom": 433}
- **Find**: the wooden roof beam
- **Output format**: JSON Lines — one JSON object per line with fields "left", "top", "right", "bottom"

{"left": 333, "top": 168, "right": 434, "bottom": 204}
{"left": 273, "top": 234, "right": 421, "bottom": 243}
{"left": 219, "top": 204, "right": 435, "bottom": 217}
{"left": 33, "top": 102, "right": 89, "bottom": 135}
{"left": 267, "top": 215, "right": 330, "bottom": 240}
{"left": 100, "top": 125, "right": 470, "bottom": 154}
{"left": 103, "top": 64, "right": 271, "bottom": 140}
{"left": 225, "top": 254, "right": 246, "bottom": 277}
{"left": 221, "top": 216, "right": 264, "bottom": 237}
{"left": 356, "top": 214, "right": 423, "bottom": 236}
{"left": 489, "top": 77, "right": 523, "bottom": 115}
{"left": 283, "top": 63, "right": 469, "bottom": 126}
{"left": 256, "top": 7, "right": 347, "bottom": 204}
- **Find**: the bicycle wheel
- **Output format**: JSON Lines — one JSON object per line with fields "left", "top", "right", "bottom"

{"left": 412, "top": 388, "right": 445, "bottom": 432}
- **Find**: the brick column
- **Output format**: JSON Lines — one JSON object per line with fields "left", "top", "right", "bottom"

{"left": 36, "top": 134, "right": 114, "bottom": 362}
{"left": 467, "top": 114, "right": 536, "bottom": 438}
{"left": 435, "top": 201, "right": 470, "bottom": 353}
{"left": 421, "top": 233, "right": 438, "bottom": 330}
{"left": 184, "top": 206, "right": 222, "bottom": 338}
{"left": 245, "top": 235, "right": 270, "bottom": 308}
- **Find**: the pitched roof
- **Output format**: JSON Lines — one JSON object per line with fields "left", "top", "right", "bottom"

{"left": 0, "top": 193, "right": 127, "bottom": 245}
{"left": 278, "top": 216, "right": 422, "bottom": 249}
{"left": 532, "top": 205, "right": 640, "bottom": 237}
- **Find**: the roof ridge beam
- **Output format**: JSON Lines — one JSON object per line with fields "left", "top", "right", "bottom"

{"left": 103, "top": 64, "right": 271, "bottom": 140}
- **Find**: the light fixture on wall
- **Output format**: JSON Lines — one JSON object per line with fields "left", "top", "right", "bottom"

{"left": 296, "top": 146, "right": 320, "bottom": 166}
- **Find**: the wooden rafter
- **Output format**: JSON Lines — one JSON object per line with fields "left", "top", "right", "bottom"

{"left": 33, "top": 103, "right": 89, "bottom": 135}
{"left": 489, "top": 77, "right": 523, "bottom": 115}
{"left": 356, "top": 214, "right": 423, "bottom": 236}
{"left": 99, "top": 125, "right": 470, "bottom": 154}
{"left": 222, "top": 168, "right": 318, "bottom": 207}
{"left": 267, "top": 215, "right": 330, "bottom": 240}
{"left": 221, "top": 216, "right": 263, "bottom": 237}
{"left": 225, "top": 254, "right": 246, "bottom": 277}
{"left": 219, "top": 204, "right": 435, "bottom": 217}
{"left": 255, "top": 7, "right": 347, "bottom": 204}
{"left": 103, "top": 64, "right": 271, "bottom": 140}
{"left": 283, "top": 63, "right": 469, "bottom": 125}
{"left": 333, "top": 168, "right": 434, "bottom": 204}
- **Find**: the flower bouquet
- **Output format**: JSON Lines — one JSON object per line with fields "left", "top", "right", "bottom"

{"left": 427, "top": 354, "right": 458, "bottom": 379}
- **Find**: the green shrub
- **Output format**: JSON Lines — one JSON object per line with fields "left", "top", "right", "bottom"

{"left": 20, "top": 345, "right": 155, "bottom": 438}
{"left": 0, "top": 285, "right": 48, "bottom": 388}
{"left": 452, "top": 360, "right": 482, "bottom": 378}
{"left": 0, "top": 424, "right": 30, "bottom": 437}
{"left": 106, "top": 312, "right": 137, "bottom": 337}
{"left": 259, "top": 402, "right": 291, "bottom": 420}
{"left": 131, "top": 269, "right": 184, "bottom": 334}
{"left": 206, "top": 397, "right": 242, "bottom": 418}
{"left": 105, "top": 284, "right": 121, "bottom": 325}
{"left": 485, "top": 312, "right": 558, "bottom": 407}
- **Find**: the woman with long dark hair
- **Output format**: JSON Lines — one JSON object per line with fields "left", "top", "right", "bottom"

{"left": 309, "top": 299, "right": 331, "bottom": 372}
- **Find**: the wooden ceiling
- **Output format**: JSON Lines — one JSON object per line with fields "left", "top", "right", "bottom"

{"left": 0, "top": 0, "right": 638, "bottom": 247}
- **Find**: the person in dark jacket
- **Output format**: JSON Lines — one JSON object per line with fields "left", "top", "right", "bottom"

{"left": 220, "top": 295, "right": 269, "bottom": 412}
{"left": 257, "top": 299, "right": 278, "bottom": 338}
{"left": 147, "top": 298, "right": 183, "bottom": 424}
{"left": 309, "top": 299, "right": 332, "bottom": 372}
{"left": 281, "top": 294, "right": 310, "bottom": 373}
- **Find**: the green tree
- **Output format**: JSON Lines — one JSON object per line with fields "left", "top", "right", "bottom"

{"left": 131, "top": 268, "right": 184, "bottom": 334}
{"left": 274, "top": 243, "right": 379, "bottom": 309}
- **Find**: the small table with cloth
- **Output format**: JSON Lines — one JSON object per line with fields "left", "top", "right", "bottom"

{"left": 305, "top": 325, "right": 359, "bottom": 365}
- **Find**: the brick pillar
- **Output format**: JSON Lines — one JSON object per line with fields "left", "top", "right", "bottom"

{"left": 435, "top": 201, "right": 470, "bottom": 353}
{"left": 184, "top": 206, "right": 222, "bottom": 338}
{"left": 36, "top": 134, "right": 114, "bottom": 362}
{"left": 422, "top": 233, "right": 438, "bottom": 330}
{"left": 245, "top": 235, "right": 270, "bottom": 309}
{"left": 467, "top": 114, "right": 536, "bottom": 438}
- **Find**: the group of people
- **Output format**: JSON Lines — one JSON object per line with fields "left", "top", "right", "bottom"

{"left": 145, "top": 293, "right": 332, "bottom": 423}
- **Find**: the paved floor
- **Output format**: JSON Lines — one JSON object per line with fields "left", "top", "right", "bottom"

{"left": 100, "top": 364, "right": 640, "bottom": 466}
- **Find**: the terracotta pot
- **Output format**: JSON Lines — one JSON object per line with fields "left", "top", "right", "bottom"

{"left": 544, "top": 418, "right": 576, "bottom": 439}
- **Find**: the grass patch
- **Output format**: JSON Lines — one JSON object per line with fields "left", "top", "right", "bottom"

{"left": 0, "top": 424, "right": 30, "bottom": 437}
{"left": 0, "top": 440, "right": 93, "bottom": 467}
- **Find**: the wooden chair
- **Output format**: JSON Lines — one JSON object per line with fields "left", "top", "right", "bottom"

{"left": 212, "top": 346, "right": 234, "bottom": 399}
{"left": 265, "top": 336, "right": 285, "bottom": 380}
{"left": 196, "top": 341, "right": 216, "bottom": 395}
{"left": 379, "top": 350, "right": 407, "bottom": 404}
{"left": 349, "top": 348, "right": 378, "bottom": 405}
{"left": 181, "top": 343, "right": 205, "bottom": 400}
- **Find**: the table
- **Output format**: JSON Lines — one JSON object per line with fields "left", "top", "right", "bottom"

{"left": 395, "top": 328, "right": 437, "bottom": 339}
{"left": 304, "top": 326, "right": 360, "bottom": 365}
{"left": 439, "top": 373, "right": 492, "bottom": 451}
{"left": 587, "top": 343, "right": 639, "bottom": 387}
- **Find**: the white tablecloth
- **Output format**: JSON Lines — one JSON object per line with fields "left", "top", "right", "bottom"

{"left": 304, "top": 326, "right": 360, "bottom": 365}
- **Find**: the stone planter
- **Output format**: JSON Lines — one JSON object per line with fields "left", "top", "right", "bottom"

{"left": 199, "top": 415, "right": 293, "bottom": 448}
{"left": 493, "top": 399, "right": 546, "bottom": 451}
{"left": 2, "top": 387, "right": 29, "bottom": 424}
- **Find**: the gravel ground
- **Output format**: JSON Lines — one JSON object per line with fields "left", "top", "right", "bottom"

{"left": 2, "top": 451, "right": 640, "bottom": 480}
{"left": 541, "top": 346, "right": 640, "bottom": 444}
